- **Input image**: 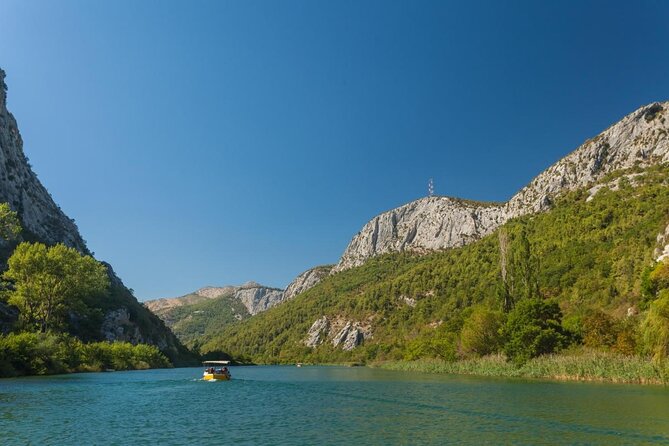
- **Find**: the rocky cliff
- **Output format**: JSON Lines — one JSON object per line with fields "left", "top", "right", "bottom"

{"left": 334, "top": 101, "right": 669, "bottom": 272}
{"left": 283, "top": 265, "right": 333, "bottom": 300}
{"left": 0, "top": 69, "right": 87, "bottom": 252}
{"left": 0, "top": 69, "right": 190, "bottom": 362}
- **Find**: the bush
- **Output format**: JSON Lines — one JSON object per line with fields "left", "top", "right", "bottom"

{"left": 581, "top": 310, "right": 617, "bottom": 348}
{"left": 640, "top": 290, "right": 669, "bottom": 362}
{"left": 501, "top": 298, "right": 570, "bottom": 364}
{"left": 460, "top": 307, "right": 505, "bottom": 356}
{"left": 0, "top": 333, "right": 171, "bottom": 377}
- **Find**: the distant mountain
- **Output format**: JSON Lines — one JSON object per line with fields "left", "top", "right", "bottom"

{"left": 0, "top": 68, "right": 192, "bottom": 363}
{"left": 144, "top": 266, "right": 332, "bottom": 346}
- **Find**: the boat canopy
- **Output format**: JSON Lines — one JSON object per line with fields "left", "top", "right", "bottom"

{"left": 202, "top": 360, "right": 230, "bottom": 366}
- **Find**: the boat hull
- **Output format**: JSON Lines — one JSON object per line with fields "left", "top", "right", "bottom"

{"left": 203, "top": 373, "right": 230, "bottom": 381}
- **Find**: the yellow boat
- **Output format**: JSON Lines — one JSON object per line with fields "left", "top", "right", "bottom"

{"left": 202, "top": 360, "right": 231, "bottom": 381}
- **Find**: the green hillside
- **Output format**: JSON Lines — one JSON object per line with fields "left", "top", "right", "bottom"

{"left": 201, "top": 164, "right": 669, "bottom": 369}
{"left": 162, "top": 292, "right": 250, "bottom": 348}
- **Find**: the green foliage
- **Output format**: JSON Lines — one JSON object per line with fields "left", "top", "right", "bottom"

{"left": 640, "top": 290, "right": 669, "bottom": 362}
{"left": 378, "top": 349, "right": 668, "bottom": 384}
{"left": 405, "top": 328, "right": 458, "bottom": 361}
{"left": 501, "top": 298, "right": 570, "bottom": 364}
{"left": 0, "top": 332, "right": 170, "bottom": 377}
{"left": 199, "top": 164, "right": 669, "bottom": 365}
{"left": 0, "top": 202, "right": 21, "bottom": 241}
{"left": 3, "top": 242, "right": 109, "bottom": 332}
{"left": 647, "top": 260, "right": 669, "bottom": 296}
{"left": 161, "top": 292, "right": 250, "bottom": 347}
{"left": 460, "top": 307, "right": 505, "bottom": 356}
{"left": 581, "top": 310, "right": 618, "bottom": 348}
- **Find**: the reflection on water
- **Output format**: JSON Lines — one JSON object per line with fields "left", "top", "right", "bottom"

{"left": 1, "top": 366, "right": 668, "bottom": 445}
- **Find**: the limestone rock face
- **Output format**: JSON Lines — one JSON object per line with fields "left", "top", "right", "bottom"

{"left": 654, "top": 223, "right": 669, "bottom": 262}
{"left": 234, "top": 283, "right": 285, "bottom": 316}
{"left": 304, "top": 316, "right": 329, "bottom": 348}
{"left": 0, "top": 69, "right": 87, "bottom": 252}
{"left": 505, "top": 102, "right": 669, "bottom": 217}
{"left": 333, "top": 197, "right": 506, "bottom": 272}
{"left": 334, "top": 101, "right": 669, "bottom": 272}
{"left": 284, "top": 265, "right": 333, "bottom": 300}
{"left": 303, "top": 315, "right": 372, "bottom": 350}
{"left": 101, "top": 308, "right": 143, "bottom": 345}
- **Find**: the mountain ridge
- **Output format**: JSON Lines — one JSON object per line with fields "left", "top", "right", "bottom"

{"left": 332, "top": 101, "right": 669, "bottom": 273}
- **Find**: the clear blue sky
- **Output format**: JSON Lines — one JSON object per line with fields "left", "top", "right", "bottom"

{"left": 1, "top": 1, "right": 668, "bottom": 300}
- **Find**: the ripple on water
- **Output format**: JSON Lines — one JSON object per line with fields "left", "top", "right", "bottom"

{"left": 1, "top": 367, "right": 668, "bottom": 445}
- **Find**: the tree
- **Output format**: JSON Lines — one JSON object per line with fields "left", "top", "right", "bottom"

{"left": 498, "top": 228, "right": 512, "bottom": 312}
{"left": 498, "top": 222, "right": 540, "bottom": 312}
{"left": 501, "top": 298, "right": 570, "bottom": 364}
{"left": 0, "top": 202, "right": 21, "bottom": 240}
{"left": 460, "top": 307, "right": 504, "bottom": 356}
{"left": 3, "top": 242, "right": 109, "bottom": 333}
{"left": 640, "top": 290, "right": 669, "bottom": 362}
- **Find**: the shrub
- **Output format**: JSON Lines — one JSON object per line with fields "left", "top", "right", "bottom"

{"left": 501, "top": 298, "right": 570, "bottom": 364}
{"left": 581, "top": 310, "right": 617, "bottom": 348}
{"left": 640, "top": 290, "right": 669, "bottom": 362}
{"left": 460, "top": 307, "right": 505, "bottom": 356}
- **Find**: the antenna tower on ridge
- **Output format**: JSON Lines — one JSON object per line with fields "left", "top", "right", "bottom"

{"left": 428, "top": 178, "right": 434, "bottom": 197}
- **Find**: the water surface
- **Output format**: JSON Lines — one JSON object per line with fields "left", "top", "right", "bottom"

{"left": 1, "top": 366, "right": 668, "bottom": 445}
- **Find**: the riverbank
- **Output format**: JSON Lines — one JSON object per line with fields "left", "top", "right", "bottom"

{"left": 373, "top": 351, "right": 669, "bottom": 385}
{"left": 0, "top": 332, "right": 172, "bottom": 378}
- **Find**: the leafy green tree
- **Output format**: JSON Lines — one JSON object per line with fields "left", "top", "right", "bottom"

{"left": 640, "top": 290, "right": 669, "bottom": 362}
{"left": 460, "top": 307, "right": 504, "bottom": 356}
{"left": 498, "top": 222, "right": 539, "bottom": 312}
{"left": 649, "top": 260, "right": 669, "bottom": 295}
{"left": 501, "top": 298, "right": 570, "bottom": 364}
{"left": 0, "top": 202, "right": 21, "bottom": 240}
{"left": 3, "top": 242, "right": 109, "bottom": 333}
{"left": 581, "top": 310, "right": 618, "bottom": 348}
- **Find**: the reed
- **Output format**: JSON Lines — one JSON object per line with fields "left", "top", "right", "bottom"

{"left": 374, "top": 350, "right": 669, "bottom": 385}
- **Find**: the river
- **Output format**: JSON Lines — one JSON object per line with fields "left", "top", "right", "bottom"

{"left": 1, "top": 366, "right": 668, "bottom": 445}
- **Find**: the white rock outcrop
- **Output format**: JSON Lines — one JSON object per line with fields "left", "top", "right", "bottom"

{"left": 303, "top": 316, "right": 372, "bottom": 350}
{"left": 334, "top": 102, "right": 669, "bottom": 272}
{"left": 304, "top": 316, "right": 330, "bottom": 348}
{"left": 234, "top": 282, "right": 285, "bottom": 316}
{"left": 284, "top": 265, "right": 332, "bottom": 300}
{"left": 333, "top": 197, "right": 506, "bottom": 272}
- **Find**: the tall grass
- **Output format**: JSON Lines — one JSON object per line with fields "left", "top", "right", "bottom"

{"left": 374, "top": 350, "right": 669, "bottom": 385}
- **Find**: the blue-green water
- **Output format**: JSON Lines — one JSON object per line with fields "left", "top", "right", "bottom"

{"left": 1, "top": 366, "right": 668, "bottom": 445}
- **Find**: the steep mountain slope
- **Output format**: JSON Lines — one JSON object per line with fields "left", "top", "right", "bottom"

{"left": 201, "top": 164, "right": 669, "bottom": 363}
{"left": 0, "top": 69, "right": 191, "bottom": 363}
{"left": 333, "top": 102, "right": 669, "bottom": 272}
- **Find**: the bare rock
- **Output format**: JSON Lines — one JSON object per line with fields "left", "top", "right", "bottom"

{"left": 101, "top": 308, "right": 143, "bottom": 344}
{"left": 334, "top": 101, "right": 669, "bottom": 273}
{"left": 234, "top": 283, "right": 285, "bottom": 315}
{"left": 284, "top": 265, "right": 333, "bottom": 300}
{"left": 304, "top": 316, "right": 372, "bottom": 350}
{"left": 0, "top": 69, "right": 87, "bottom": 252}
{"left": 304, "top": 316, "right": 330, "bottom": 348}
